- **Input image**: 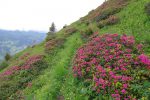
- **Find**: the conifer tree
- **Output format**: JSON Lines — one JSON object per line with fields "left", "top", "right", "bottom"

{"left": 5, "top": 53, "right": 11, "bottom": 61}
{"left": 49, "top": 22, "right": 56, "bottom": 33}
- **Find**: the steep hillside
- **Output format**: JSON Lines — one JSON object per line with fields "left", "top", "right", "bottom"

{"left": 0, "top": 0, "right": 150, "bottom": 100}
{"left": 0, "top": 30, "right": 46, "bottom": 61}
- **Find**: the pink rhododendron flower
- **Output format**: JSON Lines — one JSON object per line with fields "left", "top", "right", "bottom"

{"left": 73, "top": 33, "right": 149, "bottom": 99}
{"left": 123, "top": 84, "right": 128, "bottom": 89}
{"left": 121, "top": 89, "right": 127, "bottom": 94}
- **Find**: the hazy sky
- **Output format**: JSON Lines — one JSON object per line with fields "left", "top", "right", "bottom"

{"left": 0, "top": 0, "right": 104, "bottom": 32}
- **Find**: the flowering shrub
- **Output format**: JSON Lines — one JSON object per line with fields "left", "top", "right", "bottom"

{"left": 73, "top": 33, "right": 150, "bottom": 99}
{"left": 84, "top": 0, "right": 129, "bottom": 22}
{"left": 0, "top": 55, "right": 43, "bottom": 77}
{"left": 45, "top": 38, "right": 65, "bottom": 53}
{"left": 0, "top": 55, "right": 48, "bottom": 99}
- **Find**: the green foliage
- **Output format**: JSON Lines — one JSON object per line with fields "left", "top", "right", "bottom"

{"left": 0, "top": 61, "right": 8, "bottom": 71}
{"left": 60, "top": 73, "right": 90, "bottom": 100}
{"left": 45, "top": 37, "right": 65, "bottom": 54}
{"left": 1, "top": 0, "right": 150, "bottom": 99}
{"left": 23, "top": 33, "right": 83, "bottom": 100}
{"left": 97, "top": 21, "right": 106, "bottom": 29}
{"left": 95, "top": 7, "right": 121, "bottom": 22}
{"left": 99, "top": 0, "right": 150, "bottom": 46}
{"left": 106, "top": 15, "right": 120, "bottom": 25}
{"left": 63, "top": 24, "right": 67, "bottom": 29}
{"left": 84, "top": 21, "right": 90, "bottom": 26}
{"left": 64, "top": 27, "right": 78, "bottom": 36}
{"left": 5, "top": 53, "right": 11, "bottom": 61}
{"left": 45, "top": 32, "right": 56, "bottom": 42}
{"left": 97, "top": 15, "right": 120, "bottom": 29}
{"left": 80, "top": 27, "right": 94, "bottom": 39}
{"left": 0, "top": 56, "right": 48, "bottom": 99}
{"left": 0, "top": 79, "right": 19, "bottom": 100}
{"left": 145, "top": 2, "right": 150, "bottom": 16}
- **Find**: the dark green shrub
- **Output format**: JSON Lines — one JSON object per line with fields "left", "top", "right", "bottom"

{"left": 63, "top": 24, "right": 67, "bottom": 29}
{"left": 85, "top": 28, "right": 93, "bottom": 36}
{"left": 80, "top": 27, "right": 94, "bottom": 39}
{"left": 84, "top": 21, "right": 90, "bottom": 26}
{"left": 145, "top": 2, "right": 150, "bottom": 16}
{"left": 0, "top": 79, "right": 19, "bottom": 100}
{"left": 5, "top": 53, "right": 11, "bottom": 61}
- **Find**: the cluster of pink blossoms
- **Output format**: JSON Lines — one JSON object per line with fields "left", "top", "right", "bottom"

{"left": 138, "top": 54, "right": 150, "bottom": 69}
{"left": 73, "top": 33, "right": 150, "bottom": 100}
{"left": 0, "top": 55, "right": 43, "bottom": 77}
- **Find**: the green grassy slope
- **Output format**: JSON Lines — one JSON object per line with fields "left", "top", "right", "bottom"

{"left": 24, "top": 32, "right": 83, "bottom": 100}
{"left": 99, "top": 0, "right": 150, "bottom": 53}
{"left": 0, "top": 0, "right": 150, "bottom": 99}
{"left": 0, "top": 42, "right": 45, "bottom": 73}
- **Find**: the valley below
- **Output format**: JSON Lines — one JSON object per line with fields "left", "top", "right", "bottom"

{"left": 0, "top": 30, "right": 46, "bottom": 61}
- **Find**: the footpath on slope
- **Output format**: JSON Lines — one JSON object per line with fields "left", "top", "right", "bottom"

{"left": 24, "top": 32, "right": 83, "bottom": 100}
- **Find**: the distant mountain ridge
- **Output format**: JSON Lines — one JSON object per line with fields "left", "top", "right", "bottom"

{"left": 0, "top": 29, "right": 46, "bottom": 61}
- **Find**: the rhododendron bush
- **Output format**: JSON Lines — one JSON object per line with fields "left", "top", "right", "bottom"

{"left": 73, "top": 33, "right": 150, "bottom": 99}
{"left": 0, "top": 55, "right": 48, "bottom": 99}
{"left": 0, "top": 55, "right": 43, "bottom": 77}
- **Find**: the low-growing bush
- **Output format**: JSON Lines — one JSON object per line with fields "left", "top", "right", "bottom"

{"left": 84, "top": 21, "right": 90, "bottom": 26}
{"left": 85, "top": 0, "right": 129, "bottom": 22}
{"left": 95, "top": 7, "right": 121, "bottom": 22}
{"left": 64, "top": 27, "right": 78, "bottom": 36}
{"left": 45, "top": 38, "right": 65, "bottom": 53}
{"left": 0, "top": 55, "right": 48, "bottom": 99}
{"left": 80, "top": 27, "right": 94, "bottom": 39}
{"left": 97, "top": 15, "right": 119, "bottom": 29}
{"left": 73, "top": 33, "right": 150, "bottom": 99}
{"left": 97, "top": 20, "right": 107, "bottom": 29}
{"left": 106, "top": 15, "right": 120, "bottom": 25}
{"left": 145, "top": 2, "right": 150, "bottom": 16}
{"left": 63, "top": 24, "right": 67, "bottom": 29}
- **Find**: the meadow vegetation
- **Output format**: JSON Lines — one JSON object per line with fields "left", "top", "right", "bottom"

{"left": 0, "top": 0, "right": 150, "bottom": 99}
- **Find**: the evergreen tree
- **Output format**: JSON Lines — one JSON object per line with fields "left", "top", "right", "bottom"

{"left": 5, "top": 53, "right": 11, "bottom": 61}
{"left": 49, "top": 22, "right": 56, "bottom": 33}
